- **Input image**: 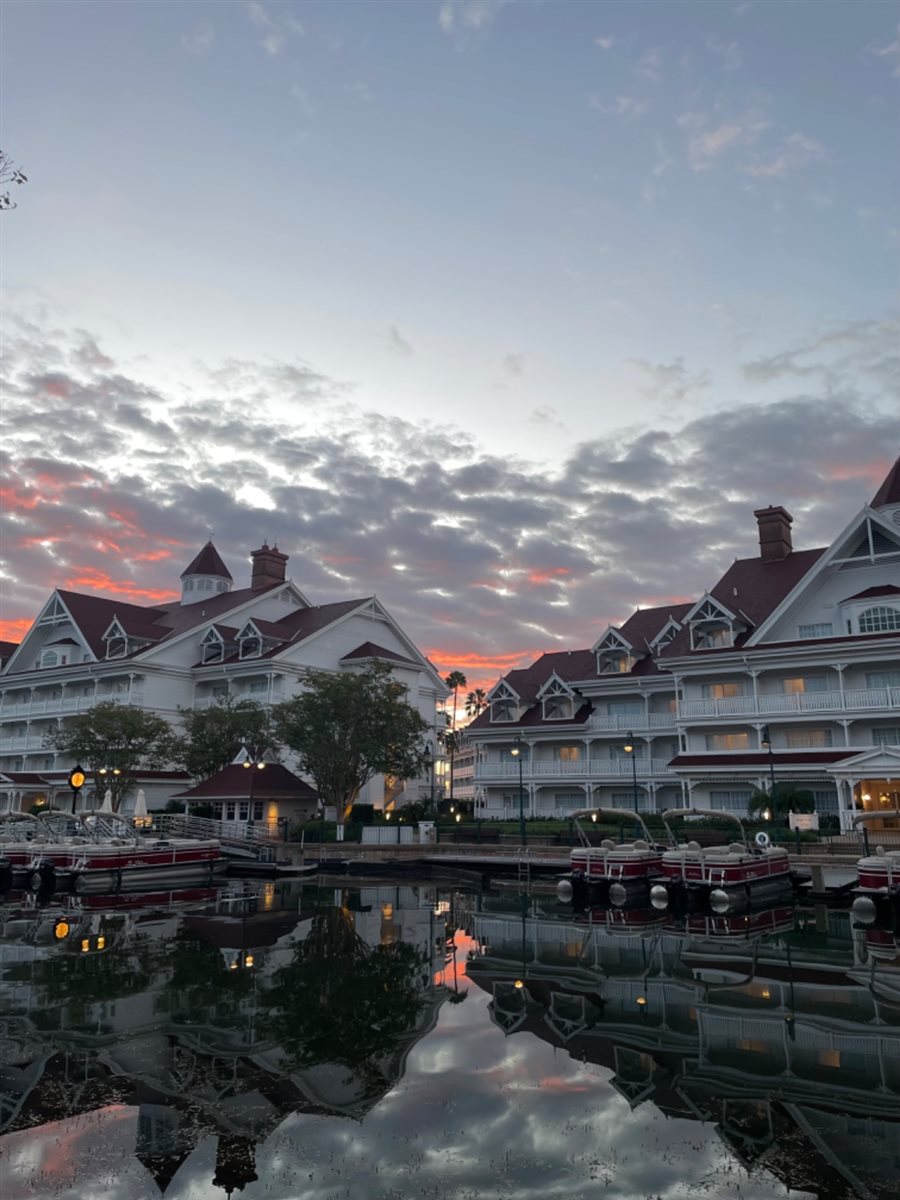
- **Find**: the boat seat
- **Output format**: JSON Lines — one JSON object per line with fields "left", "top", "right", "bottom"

{"left": 632, "top": 839, "right": 649, "bottom": 850}
{"left": 600, "top": 839, "right": 615, "bottom": 850}
{"left": 728, "top": 843, "right": 745, "bottom": 854}
{"left": 687, "top": 841, "right": 701, "bottom": 853}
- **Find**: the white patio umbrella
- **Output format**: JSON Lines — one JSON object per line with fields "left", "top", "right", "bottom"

{"left": 133, "top": 789, "right": 149, "bottom": 826}
{"left": 100, "top": 789, "right": 114, "bottom": 814}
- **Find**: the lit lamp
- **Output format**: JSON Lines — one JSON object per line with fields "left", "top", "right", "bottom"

{"left": 68, "top": 765, "right": 86, "bottom": 815}
{"left": 510, "top": 736, "right": 528, "bottom": 846}
{"left": 623, "top": 732, "right": 638, "bottom": 813}
{"left": 240, "top": 746, "right": 267, "bottom": 826}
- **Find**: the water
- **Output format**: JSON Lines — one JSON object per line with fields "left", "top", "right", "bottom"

{"left": 1, "top": 878, "right": 897, "bottom": 1200}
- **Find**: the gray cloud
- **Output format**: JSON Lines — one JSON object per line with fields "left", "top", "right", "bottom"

{"left": 2, "top": 309, "right": 898, "bottom": 686}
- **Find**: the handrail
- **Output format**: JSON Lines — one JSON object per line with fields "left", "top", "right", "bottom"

{"left": 852, "top": 810, "right": 900, "bottom": 825}
{"left": 569, "top": 808, "right": 664, "bottom": 849}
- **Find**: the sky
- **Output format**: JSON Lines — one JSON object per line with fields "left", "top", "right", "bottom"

{"left": 1, "top": 0, "right": 899, "bottom": 695}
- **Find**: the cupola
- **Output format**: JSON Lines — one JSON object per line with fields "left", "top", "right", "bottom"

{"left": 180, "top": 541, "right": 233, "bottom": 606}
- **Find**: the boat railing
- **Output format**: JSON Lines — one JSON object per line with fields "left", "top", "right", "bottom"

{"left": 568, "top": 808, "right": 667, "bottom": 850}
{"left": 661, "top": 807, "right": 751, "bottom": 852}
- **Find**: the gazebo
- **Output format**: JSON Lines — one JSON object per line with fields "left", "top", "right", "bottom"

{"left": 171, "top": 762, "right": 319, "bottom": 833}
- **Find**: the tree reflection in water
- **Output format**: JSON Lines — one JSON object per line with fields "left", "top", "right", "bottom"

{"left": 263, "top": 905, "right": 427, "bottom": 1095}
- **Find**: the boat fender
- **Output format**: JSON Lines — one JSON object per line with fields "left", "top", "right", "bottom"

{"left": 29, "top": 863, "right": 56, "bottom": 894}
{"left": 650, "top": 884, "right": 669, "bottom": 910}
{"left": 608, "top": 882, "right": 628, "bottom": 907}
{"left": 710, "top": 888, "right": 731, "bottom": 913}
{"left": 754, "top": 831, "right": 770, "bottom": 850}
{"left": 557, "top": 878, "right": 574, "bottom": 903}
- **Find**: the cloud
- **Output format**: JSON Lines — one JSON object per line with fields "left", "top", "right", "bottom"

{"left": 438, "top": 0, "right": 510, "bottom": 37}
{"left": 181, "top": 24, "right": 215, "bottom": 56}
{"left": 502, "top": 353, "right": 526, "bottom": 376}
{"left": 869, "top": 23, "right": 900, "bottom": 76}
{"left": 247, "top": 1, "right": 290, "bottom": 56}
{"left": 635, "top": 48, "right": 664, "bottom": 82}
{"left": 705, "top": 35, "right": 742, "bottom": 71}
{"left": 594, "top": 36, "right": 614, "bottom": 50}
{"left": 741, "top": 131, "right": 825, "bottom": 178}
{"left": 2, "top": 307, "right": 898, "bottom": 693}
{"left": 589, "top": 94, "right": 648, "bottom": 117}
{"left": 679, "top": 107, "right": 769, "bottom": 171}
{"left": 386, "top": 325, "right": 413, "bottom": 357}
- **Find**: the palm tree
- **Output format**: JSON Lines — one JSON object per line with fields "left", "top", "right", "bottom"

{"left": 465, "top": 688, "right": 487, "bottom": 721}
{"left": 444, "top": 671, "right": 467, "bottom": 806}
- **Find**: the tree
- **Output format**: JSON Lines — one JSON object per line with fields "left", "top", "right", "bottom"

{"left": 465, "top": 688, "right": 487, "bottom": 720}
{"left": 748, "top": 787, "right": 815, "bottom": 822}
{"left": 174, "top": 696, "right": 274, "bottom": 781}
{"left": 272, "top": 662, "right": 429, "bottom": 838}
{"left": 46, "top": 702, "right": 176, "bottom": 810}
{"left": 262, "top": 905, "right": 426, "bottom": 1095}
{"left": 0, "top": 150, "right": 27, "bottom": 211}
{"left": 444, "top": 670, "right": 467, "bottom": 805}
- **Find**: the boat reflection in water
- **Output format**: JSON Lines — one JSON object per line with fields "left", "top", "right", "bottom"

{"left": 468, "top": 893, "right": 900, "bottom": 1200}
{"left": 1, "top": 880, "right": 898, "bottom": 1199}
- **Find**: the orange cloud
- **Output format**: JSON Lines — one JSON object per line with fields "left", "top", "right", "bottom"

{"left": 63, "top": 567, "right": 179, "bottom": 604}
{"left": 527, "top": 568, "right": 571, "bottom": 585}
{"left": 0, "top": 618, "right": 31, "bottom": 643}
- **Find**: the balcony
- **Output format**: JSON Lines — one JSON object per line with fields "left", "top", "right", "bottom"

{"left": 0, "top": 736, "right": 50, "bottom": 753}
{"left": 589, "top": 712, "right": 676, "bottom": 731}
{"left": 474, "top": 758, "right": 671, "bottom": 781}
{"left": 678, "top": 686, "right": 900, "bottom": 722}
{"left": 0, "top": 693, "right": 142, "bottom": 720}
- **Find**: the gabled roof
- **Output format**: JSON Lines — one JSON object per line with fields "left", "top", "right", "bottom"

{"left": 181, "top": 540, "right": 233, "bottom": 580}
{"left": 660, "top": 549, "right": 825, "bottom": 657}
{"left": 172, "top": 762, "right": 318, "bottom": 801}
{"left": 871, "top": 456, "right": 900, "bottom": 509}
{"left": 840, "top": 584, "right": 900, "bottom": 603}
{"left": 341, "top": 641, "right": 420, "bottom": 667}
{"left": 0, "top": 641, "right": 18, "bottom": 662}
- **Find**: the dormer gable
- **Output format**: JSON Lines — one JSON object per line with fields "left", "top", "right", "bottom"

{"left": 684, "top": 594, "right": 748, "bottom": 650}
{"left": 100, "top": 617, "right": 157, "bottom": 661}
{"left": 235, "top": 619, "right": 286, "bottom": 659}
{"left": 870, "top": 455, "right": 900, "bottom": 528}
{"left": 536, "top": 673, "right": 576, "bottom": 720}
{"left": 487, "top": 678, "right": 522, "bottom": 723}
{"left": 649, "top": 616, "right": 682, "bottom": 653}
{"left": 199, "top": 625, "right": 237, "bottom": 664}
{"left": 592, "top": 627, "right": 639, "bottom": 674}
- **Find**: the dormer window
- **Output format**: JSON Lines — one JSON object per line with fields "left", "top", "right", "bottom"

{"left": 40, "top": 648, "right": 66, "bottom": 668}
{"left": 538, "top": 675, "right": 575, "bottom": 720}
{"left": 593, "top": 627, "right": 638, "bottom": 675}
{"left": 102, "top": 619, "right": 129, "bottom": 660}
{"left": 237, "top": 622, "right": 264, "bottom": 659}
{"left": 488, "top": 679, "right": 520, "bottom": 723}
{"left": 685, "top": 595, "right": 744, "bottom": 651}
{"left": 200, "top": 628, "right": 225, "bottom": 664}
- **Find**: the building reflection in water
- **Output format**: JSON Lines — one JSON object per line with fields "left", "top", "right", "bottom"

{"left": 0, "top": 879, "right": 897, "bottom": 1199}
{"left": 467, "top": 894, "right": 900, "bottom": 1200}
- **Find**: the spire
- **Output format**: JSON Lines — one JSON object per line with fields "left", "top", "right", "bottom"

{"left": 180, "top": 541, "right": 233, "bottom": 606}
{"left": 871, "top": 456, "right": 900, "bottom": 510}
{"left": 180, "top": 541, "right": 232, "bottom": 580}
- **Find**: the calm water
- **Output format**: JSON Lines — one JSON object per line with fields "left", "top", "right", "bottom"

{"left": 1, "top": 878, "right": 897, "bottom": 1200}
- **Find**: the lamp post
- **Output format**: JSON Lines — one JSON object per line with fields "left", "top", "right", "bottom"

{"left": 423, "top": 743, "right": 436, "bottom": 812}
{"left": 761, "top": 725, "right": 776, "bottom": 818}
{"left": 241, "top": 744, "right": 267, "bottom": 826}
{"left": 624, "top": 732, "right": 638, "bottom": 813}
{"left": 510, "top": 736, "right": 526, "bottom": 846}
{"left": 67, "top": 765, "right": 85, "bottom": 815}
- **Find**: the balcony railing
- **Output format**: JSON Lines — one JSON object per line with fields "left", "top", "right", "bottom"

{"left": 678, "top": 686, "right": 900, "bottom": 721}
{"left": 474, "top": 758, "right": 670, "bottom": 781}
{"left": 0, "top": 693, "right": 143, "bottom": 720}
{"left": 588, "top": 712, "right": 676, "bottom": 731}
{"left": 0, "top": 736, "right": 50, "bottom": 753}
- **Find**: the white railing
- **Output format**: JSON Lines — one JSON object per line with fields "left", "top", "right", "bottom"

{"left": 679, "top": 686, "right": 900, "bottom": 721}
{"left": 0, "top": 693, "right": 142, "bottom": 720}
{"left": 589, "top": 712, "right": 676, "bottom": 731}
{"left": 0, "top": 736, "right": 48, "bottom": 753}
{"left": 474, "top": 757, "right": 670, "bottom": 780}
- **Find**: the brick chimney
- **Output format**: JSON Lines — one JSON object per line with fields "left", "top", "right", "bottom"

{"left": 754, "top": 506, "right": 793, "bottom": 561}
{"left": 250, "top": 542, "right": 288, "bottom": 589}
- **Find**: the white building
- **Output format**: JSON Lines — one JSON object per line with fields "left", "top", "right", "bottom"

{"left": 0, "top": 541, "right": 448, "bottom": 815}
{"left": 463, "top": 458, "right": 900, "bottom": 830}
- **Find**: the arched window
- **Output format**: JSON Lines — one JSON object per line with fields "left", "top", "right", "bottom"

{"left": 859, "top": 606, "right": 900, "bottom": 633}
{"left": 40, "top": 649, "right": 58, "bottom": 668}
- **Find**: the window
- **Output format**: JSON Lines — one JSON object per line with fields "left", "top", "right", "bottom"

{"left": 40, "top": 649, "right": 58, "bottom": 668}
{"left": 859, "top": 606, "right": 900, "bottom": 633}
{"left": 873, "top": 728, "right": 900, "bottom": 747}
{"left": 705, "top": 732, "right": 750, "bottom": 751}
{"left": 253, "top": 801, "right": 264, "bottom": 821}
{"left": 608, "top": 701, "right": 643, "bottom": 714}
{"left": 225, "top": 802, "right": 236, "bottom": 820}
{"left": 184, "top": 580, "right": 194, "bottom": 592}
{"left": 600, "top": 653, "right": 634, "bottom": 674}
{"left": 710, "top": 790, "right": 753, "bottom": 812}
{"left": 239, "top": 802, "right": 249, "bottom": 820}
{"left": 216, "top": 582, "right": 228, "bottom": 593}
{"left": 248, "top": 680, "right": 268, "bottom": 695}
{"left": 798, "top": 622, "right": 833, "bottom": 639}
{"left": 813, "top": 789, "right": 839, "bottom": 812}
{"left": 784, "top": 728, "right": 833, "bottom": 748}
{"left": 866, "top": 671, "right": 900, "bottom": 688}
{"left": 491, "top": 697, "right": 517, "bottom": 722}
{"left": 702, "top": 682, "right": 745, "bottom": 699}
{"left": 782, "top": 676, "right": 827, "bottom": 694}
{"left": 557, "top": 746, "right": 581, "bottom": 762}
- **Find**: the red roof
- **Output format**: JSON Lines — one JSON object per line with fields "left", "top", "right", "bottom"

{"left": 341, "top": 641, "right": 420, "bottom": 667}
{"left": 0, "top": 641, "right": 18, "bottom": 660}
{"left": 180, "top": 541, "right": 233, "bottom": 580}
{"left": 871, "top": 456, "right": 900, "bottom": 509}
{"left": 172, "top": 762, "right": 318, "bottom": 801}
{"left": 841, "top": 584, "right": 900, "bottom": 602}
{"left": 669, "top": 751, "right": 853, "bottom": 768}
